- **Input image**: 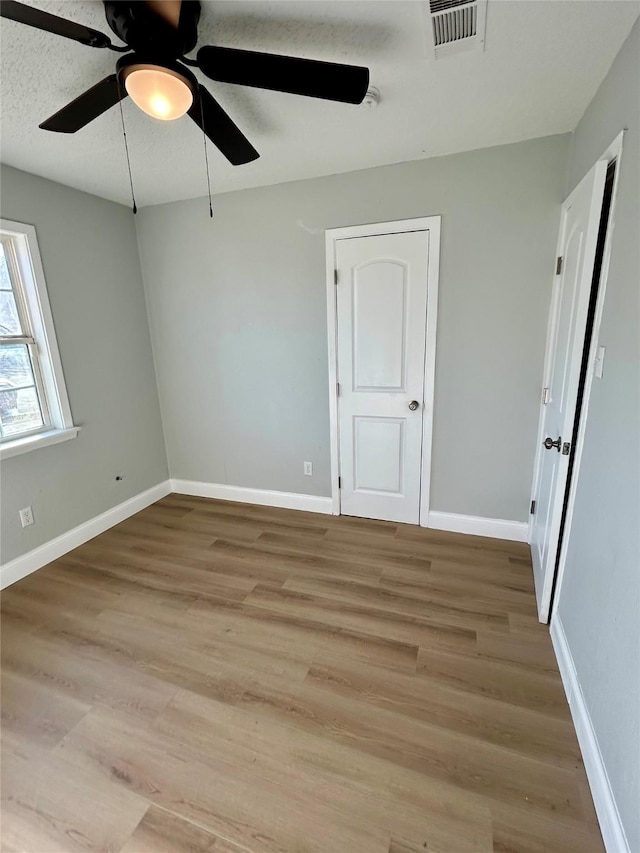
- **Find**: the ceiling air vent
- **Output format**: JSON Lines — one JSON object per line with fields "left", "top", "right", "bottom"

{"left": 427, "top": 0, "right": 487, "bottom": 59}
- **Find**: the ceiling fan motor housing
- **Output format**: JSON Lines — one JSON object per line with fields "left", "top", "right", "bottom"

{"left": 104, "top": 0, "right": 201, "bottom": 58}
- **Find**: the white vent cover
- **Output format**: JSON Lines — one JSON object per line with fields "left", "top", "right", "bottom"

{"left": 426, "top": 0, "right": 487, "bottom": 59}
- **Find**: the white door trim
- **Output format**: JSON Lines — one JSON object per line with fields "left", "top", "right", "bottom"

{"left": 325, "top": 216, "right": 441, "bottom": 522}
{"left": 545, "top": 130, "right": 625, "bottom": 613}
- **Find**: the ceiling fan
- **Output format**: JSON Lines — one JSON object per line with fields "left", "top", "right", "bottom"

{"left": 0, "top": 0, "right": 370, "bottom": 165}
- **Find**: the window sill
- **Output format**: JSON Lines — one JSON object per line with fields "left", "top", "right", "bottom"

{"left": 0, "top": 426, "right": 80, "bottom": 460}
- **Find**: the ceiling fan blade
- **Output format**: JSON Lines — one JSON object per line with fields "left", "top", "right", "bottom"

{"left": 188, "top": 85, "right": 259, "bottom": 166}
{"left": 196, "top": 45, "right": 369, "bottom": 105}
{"left": 0, "top": 0, "right": 113, "bottom": 48}
{"left": 40, "top": 75, "right": 126, "bottom": 133}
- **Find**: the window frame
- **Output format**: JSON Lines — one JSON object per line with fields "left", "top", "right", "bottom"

{"left": 0, "top": 219, "right": 79, "bottom": 459}
{"left": 1, "top": 234, "right": 52, "bottom": 438}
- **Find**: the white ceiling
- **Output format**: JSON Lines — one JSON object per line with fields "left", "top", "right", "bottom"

{"left": 1, "top": 1, "right": 638, "bottom": 207}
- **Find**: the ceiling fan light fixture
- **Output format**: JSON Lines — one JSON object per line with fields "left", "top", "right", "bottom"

{"left": 123, "top": 63, "right": 194, "bottom": 120}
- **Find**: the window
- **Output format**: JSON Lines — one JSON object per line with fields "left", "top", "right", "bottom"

{"left": 0, "top": 219, "right": 78, "bottom": 458}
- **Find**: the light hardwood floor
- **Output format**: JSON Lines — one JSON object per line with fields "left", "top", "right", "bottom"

{"left": 1, "top": 495, "right": 603, "bottom": 853}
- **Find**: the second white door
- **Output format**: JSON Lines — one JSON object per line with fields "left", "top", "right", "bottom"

{"left": 336, "top": 230, "right": 430, "bottom": 524}
{"left": 530, "top": 160, "right": 607, "bottom": 621}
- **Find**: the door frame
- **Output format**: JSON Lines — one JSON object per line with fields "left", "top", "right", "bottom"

{"left": 325, "top": 216, "right": 441, "bottom": 522}
{"left": 529, "top": 130, "right": 625, "bottom": 620}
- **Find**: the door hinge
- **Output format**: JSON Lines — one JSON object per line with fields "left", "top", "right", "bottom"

{"left": 338, "top": 476, "right": 341, "bottom": 489}
{"left": 336, "top": 382, "right": 340, "bottom": 396}
{"left": 334, "top": 269, "right": 338, "bottom": 286}
{"left": 556, "top": 256, "right": 563, "bottom": 275}
{"left": 542, "top": 387, "right": 550, "bottom": 405}
{"left": 530, "top": 500, "right": 536, "bottom": 515}
{"left": 562, "top": 442, "right": 571, "bottom": 456}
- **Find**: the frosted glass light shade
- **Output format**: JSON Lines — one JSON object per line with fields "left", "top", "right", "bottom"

{"left": 123, "top": 65, "right": 193, "bottom": 121}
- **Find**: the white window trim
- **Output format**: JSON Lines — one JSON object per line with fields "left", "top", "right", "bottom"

{"left": 0, "top": 218, "right": 79, "bottom": 459}
{"left": 0, "top": 426, "right": 80, "bottom": 460}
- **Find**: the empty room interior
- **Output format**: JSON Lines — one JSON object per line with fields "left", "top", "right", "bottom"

{"left": 0, "top": 1, "right": 639, "bottom": 851}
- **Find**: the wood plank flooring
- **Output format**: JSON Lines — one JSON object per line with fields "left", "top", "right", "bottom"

{"left": 1, "top": 495, "right": 604, "bottom": 852}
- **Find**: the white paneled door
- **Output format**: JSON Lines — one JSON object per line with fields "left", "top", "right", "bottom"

{"left": 530, "top": 160, "right": 607, "bottom": 622}
{"left": 335, "top": 230, "right": 431, "bottom": 524}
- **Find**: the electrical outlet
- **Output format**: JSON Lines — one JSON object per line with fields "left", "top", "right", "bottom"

{"left": 19, "top": 506, "right": 34, "bottom": 527}
{"left": 303, "top": 461, "right": 313, "bottom": 476}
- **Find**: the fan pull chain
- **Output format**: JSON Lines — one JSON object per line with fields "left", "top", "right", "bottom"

{"left": 117, "top": 88, "right": 137, "bottom": 215}
{"left": 199, "top": 95, "right": 214, "bottom": 219}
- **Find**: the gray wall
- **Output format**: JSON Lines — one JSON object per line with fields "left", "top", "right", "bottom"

{"left": 137, "top": 134, "right": 568, "bottom": 521}
{"left": 0, "top": 166, "right": 168, "bottom": 564}
{"left": 556, "top": 19, "right": 639, "bottom": 851}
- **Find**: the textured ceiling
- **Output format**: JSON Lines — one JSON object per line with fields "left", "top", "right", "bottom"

{"left": 1, "top": 1, "right": 638, "bottom": 207}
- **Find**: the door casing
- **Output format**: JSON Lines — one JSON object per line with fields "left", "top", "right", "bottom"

{"left": 325, "top": 216, "right": 441, "bottom": 524}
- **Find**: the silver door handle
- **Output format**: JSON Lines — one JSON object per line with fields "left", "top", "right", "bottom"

{"left": 408, "top": 400, "right": 420, "bottom": 411}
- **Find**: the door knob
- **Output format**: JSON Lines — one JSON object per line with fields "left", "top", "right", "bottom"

{"left": 408, "top": 400, "right": 420, "bottom": 411}
{"left": 544, "top": 436, "right": 561, "bottom": 451}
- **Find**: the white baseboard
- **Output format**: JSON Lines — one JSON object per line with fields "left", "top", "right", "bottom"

{"left": 427, "top": 510, "right": 528, "bottom": 542}
{"left": 551, "top": 617, "right": 629, "bottom": 853}
{"left": 171, "top": 479, "right": 334, "bottom": 515}
{"left": 0, "top": 488, "right": 522, "bottom": 589}
{"left": 0, "top": 480, "right": 172, "bottom": 590}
